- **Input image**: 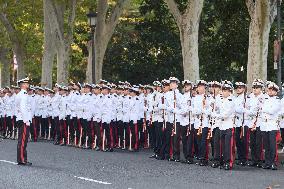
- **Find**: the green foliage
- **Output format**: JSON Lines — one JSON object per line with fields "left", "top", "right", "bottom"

{"left": 0, "top": 0, "right": 283, "bottom": 86}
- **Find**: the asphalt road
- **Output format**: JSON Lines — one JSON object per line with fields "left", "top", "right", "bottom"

{"left": 0, "top": 139, "right": 283, "bottom": 189}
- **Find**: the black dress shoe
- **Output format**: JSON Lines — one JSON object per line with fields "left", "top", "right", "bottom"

{"left": 25, "top": 162, "right": 32, "bottom": 166}
{"left": 211, "top": 162, "right": 220, "bottom": 168}
{"left": 187, "top": 159, "right": 194, "bottom": 164}
{"left": 239, "top": 161, "right": 246, "bottom": 166}
{"left": 175, "top": 159, "right": 180, "bottom": 162}
{"left": 168, "top": 158, "right": 174, "bottom": 161}
{"left": 199, "top": 160, "right": 208, "bottom": 166}
{"left": 109, "top": 148, "right": 114, "bottom": 152}
{"left": 95, "top": 147, "right": 100, "bottom": 151}
{"left": 246, "top": 161, "right": 257, "bottom": 167}
{"left": 224, "top": 163, "right": 231, "bottom": 170}
{"left": 256, "top": 163, "right": 263, "bottom": 168}
{"left": 17, "top": 162, "right": 26, "bottom": 166}
{"left": 59, "top": 143, "right": 66, "bottom": 146}
{"left": 271, "top": 164, "right": 277, "bottom": 170}
{"left": 149, "top": 154, "right": 157, "bottom": 158}
{"left": 262, "top": 164, "right": 270, "bottom": 169}
{"left": 54, "top": 142, "right": 60, "bottom": 145}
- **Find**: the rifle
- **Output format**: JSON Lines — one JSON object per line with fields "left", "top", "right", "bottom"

{"left": 171, "top": 90, "right": 177, "bottom": 136}
{"left": 102, "top": 128, "right": 106, "bottom": 151}
{"left": 143, "top": 97, "right": 147, "bottom": 133}
{"left": 79, "top": 126, "right": 83, "bottom": 147}
{"left": 240, "top": 90, "right": 247, "bottom": 138}
{"left": 187, "top": 89, "right": 192, "bottom": 137}
{"left": 162, "top": 94, "right": 166, "bottom": 131}
{"left": 207, "top": 90, "right": 215, "bottom": 139}
{"left": 197, "top": 95, "right": 206, "bottom": 136}
{"left": 129, "top": 130, "right": 132, "bottom": 151}
{"left": 251, "top": 97, "right": 262, "bottom": 131}
{"left": 67, "top": 124, "right": 70, "bottom": 145}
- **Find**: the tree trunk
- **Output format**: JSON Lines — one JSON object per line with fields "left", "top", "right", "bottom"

{"left": 0, "top": 13, "right": 25, "bottom": 81}
{"left": 57, "top": 44, "right": 69, "bottom": 84}
{"left": 164, "top": 0, "right": 203, "bottom": 81}
{"left": 86, "top": 40, "right": 92, "bottom": 83}
{"left": 45, "top": 0, "right": 76, "bottom": 85}
{"left": 94, "top": 39, "right": 108, "bottom": 82}
{"left": 0, "top": 47, "right": 10, "bottom": 87}
{"left": 246, "top": 0, "right": 277, "bottom": 87}
{"left": 41, "top": 0, "right": 56, "bottom": 88}
{"left": 247, "top": 21, "right": 271, "bottom": 86}
{"left": 180, "top": 25, "right": 200, "bottom": 81}
{"left": 92, "top": 0, "right": 129, "bottom": 83}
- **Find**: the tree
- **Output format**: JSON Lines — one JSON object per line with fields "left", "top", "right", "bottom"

{"left": 0, "top": 46, "right": 11, "bottom": 87}
{"left": 87, "top": 0, "right": 130, "bottom": 83}
{"left": 41, "top": 0, "right": 57, "bottom": 88}
{"left": 246, "top": 0, "right": 278, "bottom": 86}
{"left": 45, "top": 0, "right": 76, "bottom": 85}
{"left": 199, "top": 0, "right": 250, "bottom": 82}
{"left": 164, "top": 0, "right": 204, "bottom": 81}
{"left": 0, "top": 10, "right": 25, "bottom": 80}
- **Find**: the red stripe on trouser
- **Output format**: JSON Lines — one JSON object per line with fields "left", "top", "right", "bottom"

{"left": 192, "top": 132, "right": 195, "bottom": 156}
{"left": 260, "top": 136, "right": 264, "bottom": 161}
{"left": 135, "top": 124, "right": 138, "bottom": 149}
{"left": 205, "top": 139, "right": 209, "bottom": 160}
{"left": 4, "top": 116, "right": 6, "bottom": 130}
{"left": 170, "top": 136, "right": 173, "bottom": 158}
{"left": 229, "top": 129, "right": 234, "bottom": 168}
{"left": 144, "top": 129, "right": 147, "bottom": 147}
{"left": 128, "top": 125, "right": 131, "bottom": 147}
{"left": 275, "top": 132, "right": 279, "bottom": 163}
{"left": 91, "top": 121, "right": 94, "bottom": 146}
{"left": 115, "top": 127, "right": 118, "bottom": 145}
{"left": 21, "top": 125, "right": 27, "bottom": 162}
{"left": 220, "top": 137, "right": 222, "bottom": 160}
{"left": 64, "top": 120, "right": 67, "bottom": 139}
{"left": 110, "top": 124, "right": 113, "bottom": 148}
{"left": 100, "top": 122, "right": 103, "bottom": 148}
{"left": 33, "top": 118, "right": 37, "bottom": 141}
{"left": 78, "top": 120, "right": 82, "bottom": 144}
{"left": 245, "top": 128, "right": 249, "bottom": 160}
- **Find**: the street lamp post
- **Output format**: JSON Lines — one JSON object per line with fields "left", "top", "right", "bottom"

{"left": 87, "top": 9, "right": 97, "bottom": 83}
{"left": 277, "top": 0, "right": 282, "bottom": 96}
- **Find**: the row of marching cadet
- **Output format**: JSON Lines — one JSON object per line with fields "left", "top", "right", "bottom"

{"left": 1, "top": 78, "right": 283, "bottom": 170}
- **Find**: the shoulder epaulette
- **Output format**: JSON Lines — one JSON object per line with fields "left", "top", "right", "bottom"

{"left": 108, "top": 96, "right": 110, "bottom": 98}
{"left": 228, "top": 98, "right": 232, "bottom": 101}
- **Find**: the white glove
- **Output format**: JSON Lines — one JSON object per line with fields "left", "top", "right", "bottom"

{"left": 159, "top": 104, "right": 166, "bottom": 109}
{"left": 216, "top": 114, "right": 222, "bottom": 119}
{"left": 211, "top": 112, "right": 217, "bottom": 118}
{"left": 201, "top": 109, "right": 207, "bottom": 114}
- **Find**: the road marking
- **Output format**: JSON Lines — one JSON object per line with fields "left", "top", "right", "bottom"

{"left": 74, "top": 176, "right": 112, "bottom": 185}
{"left": 0, "top": 159, "right": 18, "bottom": 165}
